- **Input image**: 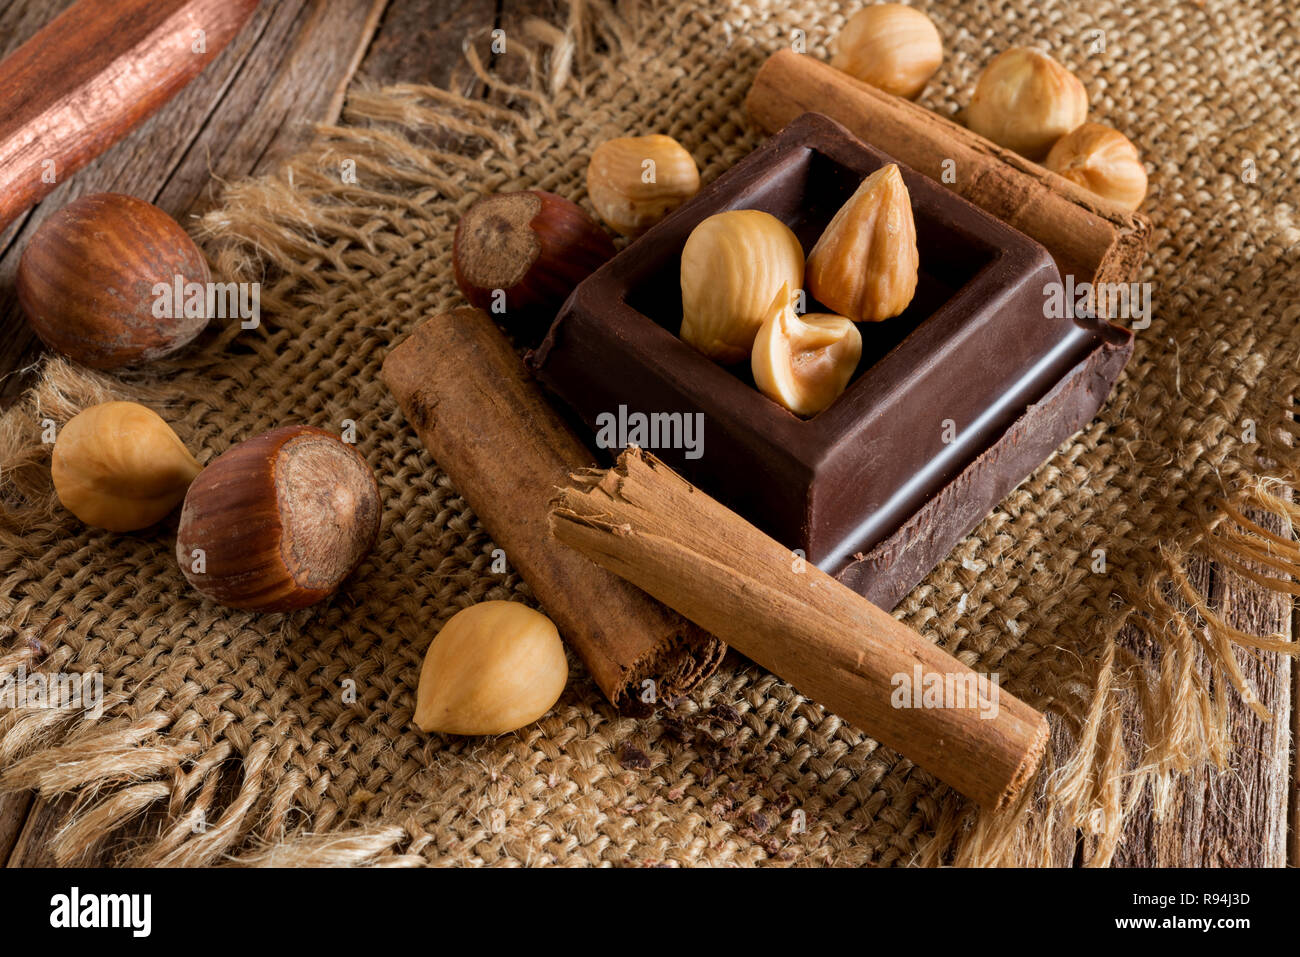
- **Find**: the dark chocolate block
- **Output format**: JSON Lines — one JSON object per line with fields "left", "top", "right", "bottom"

{"left": 530, "top": 112, "right": 1132, "bottom": 607}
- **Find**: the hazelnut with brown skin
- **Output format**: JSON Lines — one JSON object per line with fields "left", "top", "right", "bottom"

{"left": 17, "top": 193, "right": 211, "bottom": 369}
{"left": 175, "top": 425, "right": 380, "bottom": 612}
{"left": 452, "top": 190, "right": 615, "bottom": 326}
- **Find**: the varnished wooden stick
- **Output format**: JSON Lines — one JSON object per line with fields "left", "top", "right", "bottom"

{"left": 0, "top": 0, "right": 258, "bottom": 229}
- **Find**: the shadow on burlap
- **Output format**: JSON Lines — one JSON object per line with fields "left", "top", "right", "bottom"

{"left": 2, "top": 0, "right": 1298, "bottom": 866}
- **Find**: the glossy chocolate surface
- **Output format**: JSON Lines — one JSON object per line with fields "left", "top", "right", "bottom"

{"left": 531, "top": 113, "right": 1132, "bottom": 606}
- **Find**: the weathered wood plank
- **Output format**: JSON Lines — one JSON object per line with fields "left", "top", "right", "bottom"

{"left": 0, "top": 792, "right": 32, "bottom": 861}
{"left": 358, "top": 0, "right": 497, "bottom": 90}
{"left": 1110, "top": 514, "right": 1293, "bottom": 867}
{"left": 154, "top": 0, "right": 390, "bottom": 218}
{"left": 0, "top": 0, "right": 382, "bottom": 396}
{"left": 0, "top": 0, "right": 74, "bottom": 58}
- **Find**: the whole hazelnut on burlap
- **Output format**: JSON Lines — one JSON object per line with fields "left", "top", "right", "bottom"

{"left": 17, "top": 193, "right": 211, "bottom": 369}
{"left": 176, "top": 425, "right": 380, "bottom": 612}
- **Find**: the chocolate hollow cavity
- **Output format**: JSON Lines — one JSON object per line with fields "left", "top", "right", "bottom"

{"left": 530, "top": 112, "right": 1132, "bottom": 608}
{"left": 176, "top": 425, "right": 380, "bottom": 612}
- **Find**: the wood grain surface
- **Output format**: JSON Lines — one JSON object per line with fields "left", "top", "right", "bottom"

{"left": 0, "top": 0, "right": 260, "bottom": 229}
{"left": 1108, "top": 515, "right": 1294, "bottom": 867}
{"left": 0, "top": 0, "right": 1292, "bottom": 867}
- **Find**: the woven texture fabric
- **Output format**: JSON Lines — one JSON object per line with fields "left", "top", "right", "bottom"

{"left": 2, "top": 0, "right": 1298, "bottom": 866}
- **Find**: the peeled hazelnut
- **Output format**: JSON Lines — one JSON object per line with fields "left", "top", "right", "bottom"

{"left": 176, "top": 425, "right": 380, "bottom": 612}
{"left": 587, "top": 134, "right": 701, "bottom": 237}
{"left": 17, "top": 193, "right": 211, "bottom": 369}
{"left": 414, "top": 600, "right": 568, "bottom": 736}
{"left": 1044, "top": 122, "right": 1148, "bottom": 212}
{"left": 830, "top": 4, "right": 944, "bottom": 100}
{"left": 680, "top": 209, "right": 805, "bottom": 364}
{"left": 806, "top": 164, "right": 919, "bottom": 323}
{"left": 453, "top": 190, "right": 615, "bottom": 325}
{"left": 752, "top": 285, "right": 862, "bottom": 417}
{"left": 51, "top": 401, "right": 202, "bottom": 532}
{"left": 965, "top": 47, "right": 1088, "bottom": 159}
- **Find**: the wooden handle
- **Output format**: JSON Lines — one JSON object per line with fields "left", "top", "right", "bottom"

{"left": 382, "top": 309, "right": 724, "bottom": 712}
{"left": 551, "top": 450, "right": 1049, "bottom": 810}
{"left": 0, "top": 0, "right": 258, "bottom": 229}
{"left": 745, "top": 49, "right": 1150, "bottom": 288}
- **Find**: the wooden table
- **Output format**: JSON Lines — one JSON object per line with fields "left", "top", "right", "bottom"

{"left": 0, "top": 0, "right": 1293, "bottom": 868}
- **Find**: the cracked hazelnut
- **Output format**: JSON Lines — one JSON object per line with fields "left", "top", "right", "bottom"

{"left": 752, "top": 285, "right": 862, "bottom": 417}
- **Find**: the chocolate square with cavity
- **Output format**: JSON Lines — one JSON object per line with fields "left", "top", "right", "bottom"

{"left": 530, "top": 112, "right": 1131, "bottom": 609}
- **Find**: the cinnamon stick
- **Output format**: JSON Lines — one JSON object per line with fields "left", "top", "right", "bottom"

{"left": 550, "top": 449, "right": 1049, "bottom": 810}
{"left": 382, "top": 309, "right": 724, "bottom": 712}
{"left": 744, "top": 50, "right": 1150, "bottom": 289}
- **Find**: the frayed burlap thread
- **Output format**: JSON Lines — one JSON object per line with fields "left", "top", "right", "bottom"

{"left": 2, "top": 0, "right": 1298, "bottom": 866}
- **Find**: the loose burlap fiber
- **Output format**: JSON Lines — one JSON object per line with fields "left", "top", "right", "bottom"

{"left": 2, "top": 0, "right": 1298, "bottom": 867}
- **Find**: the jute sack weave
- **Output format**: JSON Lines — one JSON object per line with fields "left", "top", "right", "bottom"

{"left": 1, "top": 0, "right": 1298, "bottom": 866}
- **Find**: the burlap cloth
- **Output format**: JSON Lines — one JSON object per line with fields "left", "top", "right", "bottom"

{"left": 2, "top": 0, "right": 1297, "bottom": 867}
